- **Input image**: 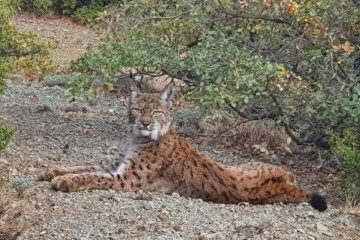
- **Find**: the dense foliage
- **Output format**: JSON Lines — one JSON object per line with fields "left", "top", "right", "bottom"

{"left": 21, "top": 0, "right": 116, "bottom": 23}
{"left": 0, "top": 0, "right": 57, "bottom": 90}
{"left": 0, "top": 123, "right": 16, "bottom": 152}
{"left": 330, "top": 129, "right": 360, "bottom": 206}
{"left": 71, "top": 0, "right": 360, "bottom": 149}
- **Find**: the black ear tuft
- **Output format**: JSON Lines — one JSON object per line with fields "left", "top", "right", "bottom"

{"left": 309, "top": 193, "right": 327, "bottom": 212}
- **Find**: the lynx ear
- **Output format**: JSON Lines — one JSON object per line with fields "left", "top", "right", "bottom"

{"left": 128, "top": 73, "right": 140, "bottom": 104}
{"left": 160, "top": 84, "right": 173, "bottom": 108}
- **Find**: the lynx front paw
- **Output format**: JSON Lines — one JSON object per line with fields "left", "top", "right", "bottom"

{"left": 38, "top": 168, "right": 63, "bottom": 181}
{"left": 51, "top": 175, "right": 82, "bottom": 192}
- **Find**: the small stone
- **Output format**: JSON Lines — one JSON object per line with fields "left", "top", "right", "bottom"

{"left": 316, "top": 222, "right": 332, "bottom": 236}
{"left": 10, "top": 74, "right": 25, "bottom": 83}
{"left": 109, "top": 195, "right": 121, "bottom": 203}
{"left": 110, "top": 145, "right": 118, "bottom": 150}
{"left": 172, "top": 192, "right": 180, "bottom": 198}
{"left": 40, "top": 231, "right": 46, "bottom": 235}
{"left": 199, "top": 233, "right": 218, "bottom": 240}
{"left": 0, "top": 158, "right": 9, "bottom": 165}
{"left": 28, "top": 166, "right": 37, "bottom": 173}
{"left": 271, "top": 154, "right": 279, "bottom": 162}
{"left": 143, "top": 201, "right": 155, "bottom": 210}
{"left": 307, "top": 211, "right": 315, "bottom": 218}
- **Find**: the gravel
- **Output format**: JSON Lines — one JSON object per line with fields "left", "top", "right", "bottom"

{"left": 0, "top": 78, "right": 359, "bottom": 240}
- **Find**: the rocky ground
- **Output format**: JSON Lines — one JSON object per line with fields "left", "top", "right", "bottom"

{"left": 0, "top": 12, "right": 358, "bottom": 240}
{"left": 0, "top": 75, "right": 359, "bottom": 240}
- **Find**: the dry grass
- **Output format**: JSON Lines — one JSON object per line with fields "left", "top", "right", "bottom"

{"left": 0, "top": 169, "right": 34, "bottom": 239}
{"left": 198, "top": 110, "right": 293, "bottom": 150}
{"left": 0, "top": 181, "right": 21, "bottom": 237}
{"left": 344, "top": 204, "right": 360, "bottom": 217}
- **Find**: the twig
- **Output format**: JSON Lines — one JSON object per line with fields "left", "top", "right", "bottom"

{"left": 217, "top": 11, "right": 293, "bottom": 26}
{"left": 269, "top": 93, "right": 305, "bottom": 146}
{"left": 141, "top": 11, "right": 190, "bottom": 21}
{"left": 216, "top": 118, "right": 253, "bottom": 137}
{"left": 226, "top": 101, "right": 277, "bottom": 120}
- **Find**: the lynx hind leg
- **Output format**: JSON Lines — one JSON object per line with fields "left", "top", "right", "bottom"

{"left": 38, "top": 165, "right": 104, "bottom": 181}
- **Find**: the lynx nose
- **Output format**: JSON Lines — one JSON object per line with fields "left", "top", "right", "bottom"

{"left": 142, "top": 122, "right": 150, "bottom": 127}
{"left": 141, "top": 119, "right": 151, "bottom": 128}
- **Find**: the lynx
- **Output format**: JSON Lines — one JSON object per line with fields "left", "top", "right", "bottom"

{"left": 39, "top": 84, "right": 327, "bottom": 212}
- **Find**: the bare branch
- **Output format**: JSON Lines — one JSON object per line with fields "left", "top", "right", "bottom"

{"left": 217, "top": 11, "right": 293, "bottom": 26}
{"left": 269, "top": 93, "right": 306, "bottom": 146}
{"left": 226, "top": 101, "right": 278, "bottom": 121}
{"left": 140, "top": 11, "right": 190, "bottom": 21}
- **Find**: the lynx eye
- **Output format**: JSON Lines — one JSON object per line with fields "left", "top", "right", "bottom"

{"left": 152, "top": 110, "right": 163, "bottom": 117}
{"left": 131, "top": 108, "right": 142, "bottom": 114}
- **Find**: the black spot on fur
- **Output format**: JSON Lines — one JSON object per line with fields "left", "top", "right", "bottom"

{"left": 133, "top": 171, "right": 141, "bottom": 180}
{"left": 214, "top": 173, "right": 226, "bottom": 186}
{"left": 106, "top": 170, "right": 114, "bottom": 177}
{"left": 261, "top": 178, "right": 270, "bottom": 186}
{"left": 271, "top": 177, "right": 282, "bottom": 183}
{"left": 309, "top": 193, "right": 327, "bottom": 212}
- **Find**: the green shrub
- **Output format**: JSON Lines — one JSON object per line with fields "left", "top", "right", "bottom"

{"left": 0, "top": 123, "right": 16, "bottom": 152}
{"left": 0, "top": 0, "right": 58, "bottom": 86}
{"left": 73, "top": 1, "right": 108, "bottom": 24}
{"left": 13, "top": 56, "right": 58, "bottom": 81}
{"left": 64, "top": 73, "right": 93, "bottom": 101}
{"left": 21, "top": 0, "right": 115, "bottom": 15}
{"left": 0, "top": 0, "right": 20, "bottom": 93}
{"left": 330, "top": 129, "right": 360, "bottom": 207}
{"left": 70, "top": 0, "right": 359, "bottom": 149}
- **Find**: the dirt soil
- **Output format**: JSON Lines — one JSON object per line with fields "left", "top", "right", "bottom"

{"left": 0, "top": 13, "right": 359, "bottom": 240}
{"left": 12, "top": 13, "right": 99, "bottom": 72}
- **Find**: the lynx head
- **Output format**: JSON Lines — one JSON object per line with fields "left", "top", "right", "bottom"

{"left": 128, "top": 83, "right": 173, "bottom": 141}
